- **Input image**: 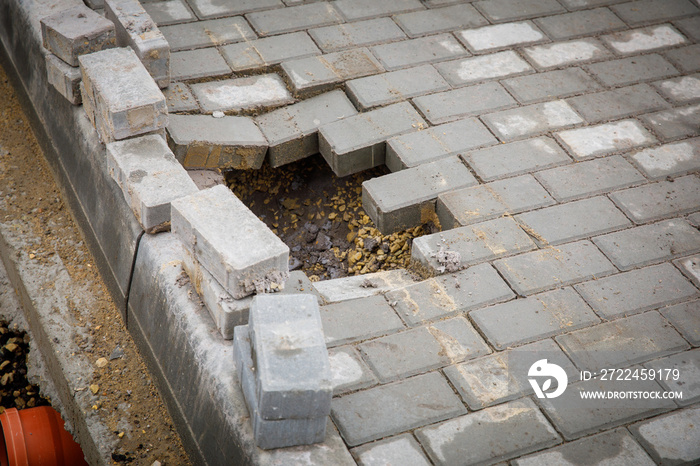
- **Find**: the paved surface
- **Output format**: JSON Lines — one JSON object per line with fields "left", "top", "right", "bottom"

{"left": 143, "top": 0, "right": 699, "bottom": 463}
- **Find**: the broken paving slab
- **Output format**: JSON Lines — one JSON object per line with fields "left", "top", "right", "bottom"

{"left": 191, "top": 74, "right": 293, "bottom": 113}
{"left": 312, "top": 269, "right": 416, "bottom": 303}
{"left": 167, "top": 114, "right": 268, "bottom": 169}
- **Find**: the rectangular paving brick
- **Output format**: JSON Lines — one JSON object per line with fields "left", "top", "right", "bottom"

{"left": 652, "top": 74, "right": 700, "bottom": 103}
{"left": 456, "top": 21, "right": 546, "bottom": 52}
{"left": 415, "top": 399, "right": 561, "bottom": 465}
{"left": 359, "top": 316, "right": 490, "bottom": 382}
{"left": 556, "top": 120, "right": 656, "bottom": 160}
{"left": 437, "top": 174, "right": 555, "bottom": 228}
{"left": 246, "top": 3, "right": 343, "bottom": 36}
{"left": 318, "top": 102, "right": 425, "bottom": 177}
{"left": 586, "top": 54, "right": 678, "bottom": 86}
{"left": 593, "top": 219, "right": 700, "bottom": 271}
{"left": 665, "top": 44, "right": 700, "bottom": 73}
{"left": 630, "top": 405, "right": 700, "bottom": 465}
{"left": 328, "top": 346, "right": 376, "bottom": 396}
{"left": 370, "top": 34, "right": 467, "bottom": 71}
{"left": 187, "top": 0, "right": 280, "bottom": 19}
{"left": 494, "top": 240, "right": 616, "bottom": 296}
{"left": 602, "top": 24, "right": 687, "bottom": 55}
{"left": 346, "top": 64, "right": 450, "bottom": 110}
{"left": 220, "top": 32, "right": 320, "bottom": 72}
{"left": 160, "top": 18, "right": 256, "bottom": 52}
{"left": 659, "top": 300, "right": 700, "bottom": 346}
{"left": 611, "top": 0, "right": 699, "bottom": 26}
{"left": 434, "top": 51, "right": 533, "bottom": 86}
{"left": 645, "top": 348, "right": 700, "bottom": 406}
{"left": 191, "top": 74, "right": 292, "bottom": 113}
{"left": 471, "top": 287, "right": 599, "bottom": 350}
{"left": 331, "top": 372, "right": 466, "bottom": 446}
{"left": 641, "top": 104, "right": 700, "bottom": 141}
{"left": 675, "top": 16, "right": 700, "bottom": 41}
{"left": 534, "top": 7, "right": 627, "bottom": 40}
{"left": 611, "top": 176, "right": 700, "bottom": 224}
{"left": 385, "top": 263, "right": 515, "bottom": 326}
{"left": 675, "top": 254, "right": 700, "bottom": 289}
{"left": 309, "top": 18, "right": 406, "bottom": 52}
{"left": 413, "top": 82, "right": 516, "bottom": 124}
{"left": 567, "top": 84, "right": 670, "bottom": 123}
{"left": 319, "top": 295, "right": 404, "bottom": 347}
{"left": 474, "top": 0, "right": 566, "bottom": 22}
{"left": 394, "top": 4, "right": 487, "bottom": 37}
{"left": 385, "top": 117, "right": 496, "bottom": 171}
{"left": 558, "top": 0, "right": 630, "bottom": 9}
{"left": 502, "top": 67, "right": 601, "bottom": 104}
{"left": 162, "top": 83, "right": 198, "bottom": 113}
{"left": 142, "top": 0, "right": 194, "bottom": 26}
{"left": 483, "top": 100, "right": 583, "bottom": 141}
{"left": 362, "top": 157, "right": 477, "bottom": 234}
{"left": 523, "top": 39, "right": 610, "bottom": 70}
{"left": 170, "top": 48, "right": 231, "bottom": 81}
{"left": 313, "top": 269, "right": 415, "bottom": 304}
{"left": 45, "top": 53, "right": 82, "bottom": 105}
{"left": 332, "top": 0, "right": 424, "bottom": 21}
{"left": 352, "top": 434, "right": 431, "bottom": 466}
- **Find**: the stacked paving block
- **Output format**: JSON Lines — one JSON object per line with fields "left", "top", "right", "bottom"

{"left": 233, "top": 294, "right": 332, "bottom": 449}
{"left": 40, "top": 5, "right": 116, "bottom": 104}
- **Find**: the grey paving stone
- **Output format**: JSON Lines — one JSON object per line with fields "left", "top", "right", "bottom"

{"left": 665, "top": 44, "right": 700, "bottom": 73}
{"left": 318, "top": 102, "right": 425, "bottom": 177}
{"left": 675, "top": 15, "right": 700, "bottom": 41}
{"left": 328, "top": 346, "right": 376, "bottom": 396}
{"left": 523, "top": 38, "right": 610, "bottom": 70}
{"left": 567, "top": 84, "right": 670, "bottom": 123}
{"left": 494, "top": 240, "right": 616, "bottom": 296}
{"left": 444, "top": 339, "right": 578, "bottom": 409}
{"left": 471, "top": 287, "right": 599, "bottom": 350}
{"left": 586, "top": 54, "right": 679, "bottom": 86}
{"left": 611, "top": 0, "right": 699, "bottom": 26}
{"left": 359, "top": 316, "right": 490, "bottom": 382}
{"left": 645, "top": 348, "right": 700, "bottom": 406}
{"left": 463, "top": 136, "right": 570, "bottom": 181}
{"left": 594, "top": 219, "right": 700, "bottom": 271}
{"left": 187, "top": 0, "right": 281, "bottom": 19}
{"left": 45, "top": 53, "right": 81, "bottom": 105}
{"left": 167, "top": 114, "right": 268, "bottom": 169}
{"left": 160, "top": 18, "right": 257, "bottom": 52}
{"left": 313, "top": 269, "right": 416, "bottom": 304}
{"left": 411, "top": 217, "right": 537, "bottom": 273}
{"left": 675, "top": 254, "right": 700, "bottom": 289}
{"left": 611, "top": 176, "right": 700, "bottom": 224}
{"left": 162, "top": 82, "right": 198, "bottom": 113}
{"left": 660, "top": 300, "right": 700, "bottom": 346}
{"left": 534, "top": 7, "right": 627, "bottom": 40}
{"left": 502, "top": 67, "right": 601, "bottom": 104}
{"left": 556, "top": 120, "right": 656, "bottom": 160}
{"left": 536, "top": 155, "right": 645, "bottom": 202}
{"left": 558, "top": 0, "right": 629, "bottom": 9}
{"left": 247, "top": 3, "right": 342, "bottom": 36}
{"left": 437, "top": 174, "right": 555, "bottom": 228}
{"left": 393, "top": 4, "right": 488, "bottom": 37}
{"left": 513, "top": 428, "right": 656, "bottom": 466}
{"left": 332, "top": 0, "right": 425, "bottom": 21}
{"left": 474, "top": 0, "right": 566, "bottom": 22}
{"left": 602, "top": 24, "right": 688, "bottom": 55}
{"left": 653, "top": 74, "right": 700, "bottom": 104}
{"left": 352, "top": 434, "right": 431, "bottom": 466}
{"left": 456, "top": 21, "right": 546, "bottom": 52}
{"left": 190, "top": 74, "right": 292, "bottom": 113}
{"left": 630, "top": 407, "right": 700, "bottom": 465}
{"left": 220, "top": 32, "right": 320, "bottom": 72}
{"left": 642, "top": 104, "right": 700, "bottom": 141}
{"left": 385, "top": 263, "right": 515, "bottom": 326}
{"left": 309, "top": 18, "right": 406, "bottom": 53}
{"left": 142, "top": 0, "right": 194, "bottom": 26}
{"left": 413, "top": 82, "right": 516, "bottom": 125}
{"left": 362, "top": 157, "right": 477, "bottom": 234}
{"left": 319, "top": 295, "right": 404, "bottom": 347}
{"left": 385, "top": 117, "right": 496, "bottom": 171}
{"left": 346, "top": 64, "right": 450, "bottom": 110}
{"left": 435, "top": 51, "right": 533, "bottom": 87}
{"left": 688, "top": 212, "right": 700, "bottom": 227}
{"left": 415, "top": 398, "right": 561, "bottom": 465}
{"left": 370, "top": 34, "right": 467, "bottom": 71}
{"left": 170, "top": 48, "right": 231, "bottom": 81}
{"left": 483, "top": 100, "right": 583, "bottom": 142}
{"left": 331, "top": 372, "right": 466, "bottom": 446}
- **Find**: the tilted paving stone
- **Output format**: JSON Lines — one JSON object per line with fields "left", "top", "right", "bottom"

{"left": 190, "top": 74, "right": 292, "bottom": 113}
{"left": 332, "top": 0, "right": 425, "bottom": 21}
{"left": 471, "top": 287, "right": 600, "bottom": 350}
{"left": 502, "top": 67, "right": 601, "bottom": 104}
{"left": 385, "top": 117, "right": 496, "bottom": 172}
{"left": 318, "top": 102, "right": 425, "bottom": 177}
{"left": 675, "top": 254, "right": 700, "bottom": 288}
{"left": 313, "top": 269, "right": 416, "bottom": 304}
{"left": 473, "top": 0, "right": 566, "bottom": 22}
{"left": 444, "top": 339, "right": 578, "bottom": 410}
{"left": 555, "top": 120, "right": 656, "bottom": 160}
{"left": 522, "top": 39, "right": 610, "bottom": 70}
{"left": 494, "top": 240, "right": 616, "bottom": 296}
{"left": 659, "top": 300, "right": 700, "bottom": 346}
{"left": 536, "top": 155, "right": 645, "bottom": 202}
{"left": 630, "top": 406, "right": 700, "bottom": 465}
{"left": 255, "top": 90, "right": 357, "bottom": 168}
{"left": 463, "top": 136, "right": 570, "bottom": 181}
{"left": 160, "top": 18, "right": 257, "bottom": 52}
{"left": 393, "top": 4, "right": 488, "bottom": 37}
{"left": 328, "top": 346, "right": 377, "bottom": 396}
{"left": 456, "top": 21, "right": 546, "bottom": 53}
{"left": 319, "top": 295, "right": 405, "bottom": 347}
{"left": 167, "top": 114, "right": 268, "bottom": 169}
{"left": 415, "top": 398, "right": 561, "bottom": 465}
{"left": 434, "top": 51, "right": 533, "bottom": 87}
{"left": 665, "top": 44, "right": 700, "bottom": 73}
{"left": 602, "top": 24, "right": 688, "bottom": 56}
{"left": 362, "top": 157, "right": 477, "bottom": 234}
{"left": 482, "top": 100, "right": 583, "bottom": 142}
{"left": 170, "top": 48, "right": 231, "bottom": 81}
{"left": 220, "top": 32, "right": 320, "bottom": 72}
{"left": 567, "top": 84, "right": 670, "bottom": 123}
{"left": 413, "top": 82, "right": 516, "bottom": 125}
{"left": 358, "top": 316, "right": 491, "bottom": 382}
{"left": 187, "top": 0, "right": 281, "bottom": 19}
{"left": 385, "top": 263, "right": 515, "bottom": 326}
{"left": 162, "top": 82, "right": 198, "bottom": 113}
{"left": 611, "top": 0, "right": 699, "bottom": 26}
{"left": 513, "top": 428, "right": 656, "bottom": 466}
{"left": 646, "top": 348, "right": 700, "bottom": 406}
{"left": 586, "top": 54, "right": 679, "bottom": 86}
{"left": 331, "top": 372, "right": 467, "bottom": 447}
{"left": 246, "top": 2, "right": 343, "bottom": 36}
{"left": 346, "top": 64, "right": 450, "bottom": 110}
{"left": 351, "top": 434, "right": 431, "bottom": 466}
{"left": 594, "top": 219, "right": 700, "bottom": 271}
{"left": 309, "top": 18, "right": 406, "bottom": 53}
{"left": 370, "top": 34, "right": 467, "bottom": 71}
{"left": 675, "top": 15, "right": 700, "bottom": 41}
{"left": 437, "top": 174, "right": 555, "bottom": 228}
{"left": 611, "top": 176, "right": 700, "bottom": 224}
{"left": 45, "top": 53, "right": 81, "bottom": 105}
{"left": 641, "top": 104, "right": 700, "bottom": 141}
{"left": 142, "top": 0, "right": 194, "bottom": 26}
{"left": 653, "top": 74, "right": 700, "bottom": 104}
{"left": 533, "top": 7, "right": 627, "bottom": 40}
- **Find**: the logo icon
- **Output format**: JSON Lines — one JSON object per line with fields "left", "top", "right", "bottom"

{"left": 528, "top": 359, "right": 568, "bottom": 399}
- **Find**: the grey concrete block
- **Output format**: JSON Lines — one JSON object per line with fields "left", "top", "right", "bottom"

{"left": 328, "top": 346, "right": 376, "bottom": 395}
{"left": 142, "top": 0, "right": 194, "bottom": 26}
{"left": 457, "top": 21, "right": 546, "bottom": 52}
{"left": 603, "top": 24, "right": 687, "bottom": 56}
{"left": 494, "top": 240, "right": 616, "bottom": 296}
{"left": 246, "top": 3, "right": 342, "bottom": 36}
{"left": 331, "top": 372, "right": 466, "bottom": 446}
{"left": 393, "top": 4, "right": 488, "bottom": 37}
{"left": 370, "top": 34, "right": 467, "bottom": 71}
{"left": 483, "top": 100, "right": 583, "bottom": 142}
{"left": 170, "top": 48, "right": 231, "bottom": 81}
{"left": 557, "top": 311, "right": 690, "bottom": 372}
{"left": 534, "top": 7, "right": 627, "bottom": 40}
{"left": 191, "top": 74, "right": 292, "bottom": 114}
{"left": 332, "top": 0, "right": 424, "bottom": 21}
{"left": 162, "top": 82, "right": 198, "bottom": 113}
{"left": 675, "top": 15, "right": 700, "bottom": 42}
{"left": 318, "top": 102, "right": 425, "bottom": 177}
{"left": 255, "top": 90, "right": 357, "bottom": 168}
{"left": 40, "top": 5, "right": 116, "bottom": 66}
{"left": 104, "top": 0, "right": 171, "bottom": 88}
{"left": 502, "top": 67, "right": 601, "bottom": 104}
{"left": 630, "top": 407, "right": 700, "bottom": 465}
{"left": 359, "top": 316, "right": 491, "bottom": 382}
{"left": 415, "top": 399, "right": 561, "bottom": 465}
{"left": 611, "top": 176, "right": 700, "bottom": 224}
{"left": 385, "top": 263, "right": 515, "bottom": 326}
{"left": 385, "top": 117, "right": 496, "bottom": 172}
{"left": 557, "top": 0, "right": 629, "bottom": 9}
{"left": 675, "top": 254, "right": 700, "bottom": 289}
{"left": 166, "top": 114, "right": 268, "bottom": 169}
{"left": 612, "top": 0, "right": 698, "bottom": 26}
{"left": 435, "top": 51, "right": 533, "bottom": 87}
{"left": 320, "top": 295, "right": 404, "bottom": 347}
{"left": 187, "top": 0, "right": 281, "bottom": 19}
{"left": 171, "top": 185, "right": 289, "bottom": 298}
{"left": 346, "top": 64, "right": 450, "bottom": 110}
{"left": 567, "top": 84, "right": 670, "bottom": 123}
{"left": 413, "top": 82, "right": 516, "bottom": 125}
{"left": 586, "top": 54, "right": 678, "bottom": 86}
{"left": 160, "top": 18, "right": 257, "bottom": 52}
{"left": 556, "top": 120, "right": 656, "bottom": 160}
{"left": 523, "top": 39, "right": 610, "bottom": 70}
{"left": 45, "top": 53, "right": 81, "bottom": 105}
{"left": 653, "top": 74, "right": 700, "bottom": 104}
{"left": 352, "top": 434, "right": 431, "bottom": 466}
{"left": 665, "top": 44, "right": 700, "bottom": 73}
{"left": 220, "top": 32, "right": 320, "bottom": 72}
{"left": 659, "top": 300, "right": 700, "bottom": 346}
{"left": 463, "top": 136, "right": 570, "bottom": 181}
{"left": 641, "top": 104, "right": 700, "bottom": 141}
{"left": 535, "top": 155, "right": 645, "bottom": 202}
{"left": 475, "top": 0, "right": 565, "bottom": 22}
{"left": 309, "top": 18, "right": 406, "bottom": 53}
{"left": 471, "top": 287, "right": 599, "bottom": 350}
{"left": 312, "top": 269, "right": 416, "bottom": 304}
{"left": 362, "top": 157, "right": 477, "bottom": 234}
{"left": 645, "top": 348, "right": 700, "bottom": 407}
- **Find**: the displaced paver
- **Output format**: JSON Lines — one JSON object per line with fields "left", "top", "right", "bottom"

{"left": 413, "top": 82, "right": 516, "bottom": 124}
{"left": 45, "top": 53, "right": 82, "bottom": 105}
{"left": 555, "top": 120, "right": 656, "bottom": 160}
{"left": 610, "top": 175, "right": 700, "bottom": 224}
{"left": 319, "top": 295, "right": 404, "bottom": 347}
{"left": 630, "top": 407, "right": 700, "bottom": 465}
{"left": 312, "top": 269, "right": 416, "bottom": 303}
{"left": 482, "top": 100, "right": 583, "bottom": 141}
{"left": 190, "top": 74, "right": 293, "bottom": 113}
